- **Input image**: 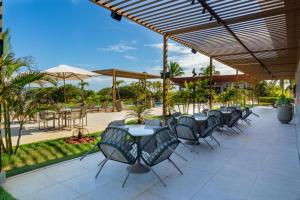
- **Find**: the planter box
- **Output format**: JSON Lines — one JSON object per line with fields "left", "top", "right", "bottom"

{"left": 277, "top": 105, "right": 293, "bottom": 124}
{"left": 0, "top": 171, "right": 6, "bottom": 184}
{"left": 115, "top": 100, "right": 123, "bottom": 112}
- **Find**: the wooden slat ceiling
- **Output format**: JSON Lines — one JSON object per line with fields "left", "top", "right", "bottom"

{"left": 91, "top": 0, "right": 300, "bottom": 80}
{"left": 93, "top": 68, "right": 160, "bottom": 79}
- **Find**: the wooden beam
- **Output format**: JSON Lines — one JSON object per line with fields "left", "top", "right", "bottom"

{"left": 213, "top": 47, "right": 298, "bottom": 58}
{"left": 196, "top": 0, "right": 272, "bottom": 75}
{"left": 168, "top": 5, "right": 300, "bottom": 35}
{"left": 162, "top": 35, "right": 169, "bottom": 119}
{"left": 209, "top": 57, "right": 212, "bottom": 110}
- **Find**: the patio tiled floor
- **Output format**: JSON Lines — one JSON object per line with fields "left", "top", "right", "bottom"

{"left": 2, "top": 107, "right": 300, "bottom": 200}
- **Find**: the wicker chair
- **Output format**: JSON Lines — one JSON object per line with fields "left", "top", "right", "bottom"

{"left": 208, "top": 110, "right": 224, "bottom": 127}
{"left": 175, "top": 116, "right": 200, "bottom": 143}
{"left": 108, "top": 119, "right": 126, "bottom": 127}
{"left": 241, "top": 107, "right": 253, "bottom": 125}
{"left": 167, "top": 116, "right": 194, "bottom": 154}
{"left": 199, "top": 115, "right": 221, "bottom": 150}
{"left": 141, "top": 127, "right": 182, "bottom": 187}
{"left": 144, "top": 119, "right": 161, "bottom": 126}
{"left": 225, "top": 110, "right": 243, "bottom": 134}
{"left": 95, "top": 127, "right": 137, "bottom": 187}
{"left": 38, "top": 110, "right": 60, "bottom": 130}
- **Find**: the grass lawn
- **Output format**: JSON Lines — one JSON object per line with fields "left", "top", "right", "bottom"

{"left": 1, "top": 132, "right": 101, "bottom": 177}
{"left": 0, "top": 187, "right": 15, "bottom": 200}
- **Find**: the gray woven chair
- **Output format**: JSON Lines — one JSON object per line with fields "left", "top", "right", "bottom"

{"left": 96, "top": 127, "right": 137, "bottom": 187}
{"left": 175, "top": 116, "right": 200, "bottom": 153}
{"left": 208, "top": 110, "right": 224, "bottom": 127}
{"left": 108, "top": 119, "right": 126, "bottom": 127}
{"left": 199, "top": 116, "right": 221, "bottom": 150}
{"left": 144, "top": 119, "right": 161, "bottom": 126}
{"left": 141, "top": 119, "right": 162, "bottom": 154}
{"left": 175, "top": 116, "right": 199, "bottom": 142}
{"left": 225, "top": 110, "right": 243, "bottom": 134}
{"left": 80, "top": 119, "right": 126, "bottom": 161}
{"left": 241, "top": 107, "right": 253, "bottom": 125}
{"left": 167, "top": 116, "right": 194, "bottom": 153}
{"left": 141, "top": 127, "right": 182, "bottom": 187}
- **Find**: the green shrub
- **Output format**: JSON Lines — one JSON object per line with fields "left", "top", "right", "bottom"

{"left": 258, "top": 97, "right": 278, "bottom": 104}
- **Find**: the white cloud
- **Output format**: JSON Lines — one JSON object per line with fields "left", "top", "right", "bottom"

{"left": 146, "top": 42, "right": 236, "bottom": 76}
{"left": 98, "top": 41, "right": 137, "bottom": 52}
{"left": 124, "top": 55, "right": 138, "bottom": 60}
{"left": 71, "top": 0, "right": 80, "bottom": 5}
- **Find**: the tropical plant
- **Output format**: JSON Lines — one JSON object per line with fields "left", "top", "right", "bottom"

{"left": 169, "top": 61, "right": 184, "bottom": 77}
{"left": 199, "top": 65, "right": 220, "bottom": 76}
{"left": 126, "top": 104, "right": 151, "bottom": 124}
{"left": 0, "top": 29, "right": 47, "bottom": 154}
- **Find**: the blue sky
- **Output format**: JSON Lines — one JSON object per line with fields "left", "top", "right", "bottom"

{"left": 4, "top": 0, "right": 235, "bottom": 90}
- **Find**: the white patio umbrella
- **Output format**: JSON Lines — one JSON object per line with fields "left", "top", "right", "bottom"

{"left": 43, "top": 64, "right": 99, "bottom": 105}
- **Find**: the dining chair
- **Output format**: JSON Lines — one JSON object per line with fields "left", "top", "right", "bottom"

{"left": 95, "top": 127, "right": 137, "bottom": 187}
{"left": 38, "top": 110, "right": 60, "bottom": 130}
{"left": 141, "top": 127, "right": 182, "bottom": 187}
{"left": 108, "top": 119, "right": 126, "bottom": 127}
{"left": 144, "top": 119, "right": 161, "bottom": 126}
{"left": 199, "top": 115, "right": 221, "bottom": 150}
{"left": 175, "top": 116, "right": 200, "bottom": 153}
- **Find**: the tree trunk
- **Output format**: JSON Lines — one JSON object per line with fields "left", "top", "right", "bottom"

{"left": 14, "top": 123, "right": 24, "bottom": 154}
{"left": 3, "top": 104, "right": 13, "bottom": 154}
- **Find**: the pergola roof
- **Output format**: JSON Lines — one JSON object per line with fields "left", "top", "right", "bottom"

{"left": 91, "top": 0, "right": 300, "bottom": 80}
{"left": 93, "top": 68, "right": 160, "bottom": 79}
{"left": 171, "top": 74, "right": 254, "bottom": 85}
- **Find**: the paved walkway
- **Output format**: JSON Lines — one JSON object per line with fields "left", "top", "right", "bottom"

{"left": 3, "top": 106, "right": 163, "bottom": 145}
{"left": 2, "top": 107, "right": 300, "bottom": 200}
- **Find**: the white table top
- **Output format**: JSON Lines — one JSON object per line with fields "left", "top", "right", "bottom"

{"left": 221, "top": 110, "right": 232, "bottom": 114}
{"left": 194, "top": 116, "right": 208, "bottom": 121}
{"left": 122, "top": 125, "right": 162, "bottom": 137}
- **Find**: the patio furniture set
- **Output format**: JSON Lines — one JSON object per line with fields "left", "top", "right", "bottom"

{"left": 38, "top": 107, "right": 87, "bottom": 130}
{"left": 81, "top": 106, "right": 256, "bottom": 188}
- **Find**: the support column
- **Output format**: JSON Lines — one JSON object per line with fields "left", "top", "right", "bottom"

{"left": 209, "top": 57, "right": 212, "bottom": 110}
{"left": 112, "top": 69, "right": 116, "bottom": 112}
{"left": 162, "top": 35, "right": 169, "bottom": 119}
{"left": 0, "top": 0, "right": 3, "bottom": 174}
{"left": 235, "top": 69, "right": 239, "bottom": 105}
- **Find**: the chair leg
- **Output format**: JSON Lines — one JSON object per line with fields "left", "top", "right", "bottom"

{"left": 122, "top": 166, "right": 133, "bottom": 188}
{"left": 95, "top": 158, "right": 108, "bottom": 179}
{"left": 168, "top": 158, "right": 183, "bottom": 175}
{"left": 167, "top": 147, "right": 187, "bottom": 162}
{"left": 181, "top": 141, "right": 199, "bottom": 154}
{"left": 230, "top": 127, "right": 240, "bottom": 135}
{"left": 80, "top": 143, "right": 97, "bottom": 161}
{"left": 234, "top": 125, "right": 243, "bottom": 133}
{"left": 210, "top": 135, "right": 220, "bottom": 146}
{"left": 203, "top": 138, "right": 214, "bottom": 150}
{"left": 149, "top": 166, "right": 167, "bottom": 187}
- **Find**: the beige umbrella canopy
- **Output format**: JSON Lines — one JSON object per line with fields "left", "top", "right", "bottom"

{"left": 43, "top": 64, "right": 99, "bottom": 105}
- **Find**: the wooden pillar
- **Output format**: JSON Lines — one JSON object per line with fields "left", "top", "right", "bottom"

{"left": 112, "top": 69, "right": 116, "bottom": 112}
{"left": 0, "top": 0, "right": 2, "bottom": 173}
{"left": 209, "top": 57, "right": 212, "bottom": 110}
{"left": 235, "top": 69, "right": 239, "bottom": 105}
{"left": 162, "top": 35, "right": 169, "bottom": 119}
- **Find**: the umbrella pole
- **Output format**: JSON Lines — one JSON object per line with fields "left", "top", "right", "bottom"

{"left": 63, "top": 78, "right": 66, "bottom": 108}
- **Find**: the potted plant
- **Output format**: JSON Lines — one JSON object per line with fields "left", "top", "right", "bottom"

{"left": 277, "top": 95, "right": 293, "bottom": 124}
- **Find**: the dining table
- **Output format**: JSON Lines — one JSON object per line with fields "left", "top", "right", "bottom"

{"left": 121, "top": 124, "right": 162, "bottom": 174}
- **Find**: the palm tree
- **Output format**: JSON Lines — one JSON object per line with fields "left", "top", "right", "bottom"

{"left": 0, "top": 29, "right": 46, "bottom": 154}
{"left": 199, "top": 65, "right": 220, "bottom": 76}
{"left": 169, "top": 61, "right": 184, "bottom": 77}
{"left": 126, "top": 104, "right": 151, "bottom": 124}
